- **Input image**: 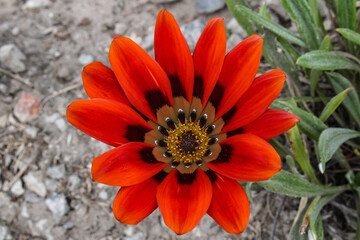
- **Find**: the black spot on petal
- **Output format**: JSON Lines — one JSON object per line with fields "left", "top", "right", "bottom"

{"left": 153, "top": 170, "right": 168, "bottom": 183}
{"left": 193, "top": 75, "right": 204, "bottom": 98}
{"left": 177, "top": 171, "right": 197, "bottom": 185}
{"left": 125, "top": 125, "right": 150, "bottom": 142}
{"left": 226, "top": 128, "right": 244, "bottom": 138}
{"left": 208, "top": 82, "right": 225, "bottom": 109}
{"left": 145, "top": 90, "right": 170, "bottom": 114}
{"left": 205, "top": 169, "right": 217, "bottom": 183}
{"left": 168, "top": 75, "right": 185, "bottom": 98}
{"left": 138, "top": 147, "right": 158, "bottom": 164}
{"left": 221, "top": 106, "right": 237, "bottom": 123}
{"left": 212, "top": 144, "right": 233, "bottom": 164}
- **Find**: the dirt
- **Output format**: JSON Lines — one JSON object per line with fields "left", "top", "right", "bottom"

{"left": 0, "top": 0, "right": 355, "bottom": 239}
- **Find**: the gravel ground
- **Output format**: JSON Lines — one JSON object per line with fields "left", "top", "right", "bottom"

{"left": 0, "top": 0, "right": 355, "bottom": 239}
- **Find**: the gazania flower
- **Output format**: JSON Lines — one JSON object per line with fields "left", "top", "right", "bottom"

{"left": 67, "top": 10, "right": 299, "bottom": 235}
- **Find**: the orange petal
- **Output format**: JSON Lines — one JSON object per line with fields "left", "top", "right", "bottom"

{"left": 242, "top": 109, "right": 300, "bottom": 140}
{"left": 109, "top": 37, "right": 173, "bottom": 122}
{"left": 157, "top": 169, "right": 212, "bottom": 235}
{"left": 82, "top": 62, "right": 131, "bottom": 106}
{"left": 67, "top": 99, "right": 152, "bottom": 147}
{"left": 92, "top": 142, "right": 167, "bottom": 186}
{"left": 193, "top": 18, "right": 226, "bottom": 105}
{"left": 207, "top": 134, "right": 281, "bottom": 181}
{"left": 221, "top": 69, "right": 286, "bottom": 133}
{"left": 207, "top": 172, "right": 250, "bottom": 234}
{"left": 155, "top": 10, "right": 194, "bottom": 102}
{"left": 113, "top": 177, "right": 160, "bottom": 224}
{"left": 213, "top": 35, "right": 263, "bottom": 120}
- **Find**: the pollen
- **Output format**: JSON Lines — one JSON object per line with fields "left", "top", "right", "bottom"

{"left": 165, "top": 120, "right": 209, "bottom": 168}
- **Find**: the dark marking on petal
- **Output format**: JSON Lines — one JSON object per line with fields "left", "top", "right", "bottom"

{"left": 221, "top": 106, "right": 237, "bottom": 123}
{"left": 177, "top": 109, "right": 186, "bottom": 124}
{"left": 204, "top": 149, "right": 212, "bottom": 157}
{"left": 205, "top": 169, "right": 217, "bottom": 183}
{"left": 133, "top": 107, "right": 149, "bottom": 122}
{"left": 206, "top": 125, "right": 215, "bottom": 134}
{"left": 171, "top": 160, "right": 180, "bottom": 168}
{"left": 158, "top": 125, "right": 169, "bottom": 136}
{"left": 153, "top": 170, "right": 168, "bottom": 183}
{"left": 168, "top": 75, "right": 185, "bottom": 98}
{"left": 139, "top": 147, "right": 159, "bottom": 164}
{"left": 145, "top": 90, "right": 170, "bottom": 114}
{"left": 212, "top": 144, "right": 233, "bottom": 163}
{"left": 193, "top": 75, "right": 203, "bottom": 98}
{"left": 208, "top": 82, "right": 225, "bottom": 109}
{"left": 208, "top": 137, "right": 218, "bottom": 145}
{"left": 165, "top": 117, "right": 176, "bottom": 130}
{"left": 163, "top": 151, "right": 172, "bottom": 158}
{"left": 199, "top": 114, "right": 207, "bottom": 128}
{"left": 226, "top": 128, "right": 244, "bottom": 138}
{"left": 190, "top": 109, "right": 197, "bottom": 122}
{"left": 177, "top": 171, "right": 197, "bottom": 184}
{"left": 155, "top": 139, "right": 167, "bottom": 147}
{"left": 125, "top": 125, "right": 150, "bottom": 142}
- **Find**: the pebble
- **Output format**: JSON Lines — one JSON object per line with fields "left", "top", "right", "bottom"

{"left": 46, "top": 164, "right": 66, "bottom": 179}
{"left": 114, "top": 22, "right": 127, "bottom": 35}
{"left": 98, "top": 191, "right": 108, "bottom": 200}
{"left": 24, "top": 126, "right": 38, "bottom": 138}
{"left": 11, "top": 27, "right": 19, "bottom": 36}
{"left": 226, "top": 33, "right": 243, "bottom": 52}
{"left": 141, "top": 27, "right": 154, "bottom": 50}
{"left": 265, "top": 0, "right": 290, "bottom": 21}
{"left": 45, "top": 178, "right": 59, "bottom": 192}
{"left": 55, "top": 64, "right": 71, "bottom": 81}
{"left": 0, "top": 225, "right": 11, "bottom": 240}
{"left": 124, "top": 232, "right": 146, "bottom": 240}
{"left": 24, "top": 192, "right": 44, "bottom": 203}
{"left": 196, "top": 0, "right": 225, "bottom": 13}
{"left": 226, "top": 18, "right": 247, "bottom": 38}
{"left": 67, "top": 175, "right": 81, "bottom": 191}
{"left": 55, "top": 118, "right": 67, "bottom": 132}
{"left": 23, "top": 171, "right": 47, "bottom": 197}
{"left": 150, "top": 0, "right": 179, "bottom": 3}
{"left": 45, "top": 193, "right": 69, "bottom": 223}
{"left": 78, "top": 54, "right": 94, "bottom": 65}
{"left": 10, "top": 179, "right": 25, "bottom": 197}
{"left": 13, "top": 92, "right": 40, "bottom": 123}
{"left": 0, "top": 44, "right": 26, "bottom": 72}
{"left": 22, "top": 0, "right": 51, "bottom": 10}
{"left": 180, "top": 19, "right": 206, "bottom": 52}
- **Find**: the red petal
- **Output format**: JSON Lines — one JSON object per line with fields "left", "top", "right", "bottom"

{"left": 193, "top": 18, "right": 226, "bottom": 106}
{"left": 242, "top": 109, "right": 300, "bottom": 140}
{"left": 207, "top": 173, "right": 250, "bottom": 234}
{"left": 155, "top": 10, "right": 194, "bottom": 102}
{"left": 157, "top": 169, "right": 212, "bottom": 235}
{"left": 113, "top": 177, "right": 159, "bottom": 224}
{"left": 207, "top": 134, "right": 281, "bottom": 181}
{"left": 221, "top": 69, "right": 286, "bottom": 133}
{"left": 109, "top": 37, "right": 173, "bottom": 122}
{"left": 92, "top": 142, "right": 167, "bottom": 186}
{"left": 214, "top": 35, "right": 263, "bottom": 119}
{"left": 67, "top": 99, "right": 152, "bottom": 147}
{"left": 82, "top": 62, "right": 131, "bottom": 106}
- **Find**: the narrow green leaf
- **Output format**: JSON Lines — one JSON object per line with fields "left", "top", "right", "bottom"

{"left": 296, "top": 50, "right": 360, "bottom": 72}
{"left": 326, "top": 72, "right": 360, "bottom": 126}
{"left": 318, "top": 128, "right": 360, "bottom": 172}
{"left": 281, "top": 0, "right": 320, "bottom": 50}
{"left": 258, "top": 170, "right": 349, "bottom": 197}
{"left": 308, "top": 0, "right": 325, "bottom": 33}
{"left": 289, "top": 198, "right": 309, "bottom": 240}
{"left": 225, "top": 0, "right": 256, "bottom": 35}
{"left": 336, "top": 0, "right": 357, "bottom": 54}
{"left": 319, "top": 88, "right": 352, "bottom": 122}
{"left": 337, "top": 28, "right": 360, "bottom": 45}
{"left": 235, "top": 5, "right": 306, "bottom": 47}
{"left": 279, "top": 101, "right": 327, "bottom": 141}
{"left": 287, "top": 125, "right": 319, "bottom": 183}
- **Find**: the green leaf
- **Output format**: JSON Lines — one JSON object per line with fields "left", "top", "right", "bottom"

{"left": 337, "top": 28, "right": 360, "bottom": 45}
{"left": 281, "top": 0, "right": 320, "bottom": 50}
{"left": 234, "top": 4, "right": 306, "bottom": 47}
{"left": 318, "top": 128, "right": 360, "bottom": 172}
{"left": 296, "top": 50, "right": 360, "bottom": 72}
{"left": 308, "top": 0, "right": 325, "bottom": 33}
{"left": 336, "top": 0, "right": 357, "bottom": 54}
{"left": 225, "top": 0, "right": 256, "bottom": 35}
{"left": 258, "top": 170, "right": 349, "bottom": 197}
{"left": 279, "top": 101, "right": 327, "bottom": 140}
{"left": 326, "top": 72, "right": 360, "bottom": 126}
{"left": 319, "top": 88, "right": 352, "bottom": 122}
{"left": 289, "top": 198, "right": 309, "bottom": 240}
{"left": 287, "top": 125, "right": 319, "bottom": 184}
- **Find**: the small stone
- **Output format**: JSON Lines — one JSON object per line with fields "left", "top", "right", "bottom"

{"left": 22, "top": 0, "right": 51, "bottom": 10}
{"left": 55, "top": 64, "right": 71, "bottom": 81}
{"left": 141, "top": 27, "right": 154, "bottom": 50}
{"left": 124, "top": 232, "right": 146, "bottom": 240}
{"left": 45, "top": 193, "right": 69, "bottom": 223}
{"left": 78, "top": 54, "right": 94, "bottom": 65}
{"left": 78, "top": 17, "right": 90, "bottom": 26}
{"left": 44, "top": 113, "right": 61, "bottom": 123}
{"left": 0, "top": 44, "right": 26, "bottom": 72}
{"left": 24, "top": 192, "right": 43, "bottom": 203}
{"left": 265, "top": 0, "right": 290, "bottom": 21}
{"left": 23, "top": 171, "right": 47, "bottom": 197}
{"left": 45, "top": 178, "right": 59, "bottom": 192}
{"left": 114, "top": 22, "right": 127, "bottom": 35}
{"left": 181, "top": 19, "right": 206, "bottom": 52}
{"left": 13, "top": 92, "right": 40, "bottom": 123}
{"left": 226, "top": 18, "right": 247, "bottom": 38}
{"left": 11, "top": 27, "right": 19, "bottom": 36}
{"left": 46, "top": 164, "right": 66, "bottom": 179}
{"left": 0, "top": 84, "right": 7, "bottom": 94}
{"left": 98, "top": 191, "right": 108, "bottom": 200}
{"left": 55, "top": 118, "right": 67, "bottom": 132}
{"left": 150, "top": 0, "right": 179, "bottom": 3}
{"left": 196, "top": 0, "right": 225, "bottom": 13}
{"left": 0, "top": 225, "right": 11, "bottom": 240}
{"left": 11, "top": 179, "right": 25, "bottom": 196}
{"left": 128, "top": 33, "right": 142, "bottom": 46}
{"left": 67, "top": 175, "right": 81, "bottom": 191}
{"left": 24, "top": 126, "right": 38, "bottom": 138}
{"left": 226, "top": 34, "right": 243, "bottom": 52}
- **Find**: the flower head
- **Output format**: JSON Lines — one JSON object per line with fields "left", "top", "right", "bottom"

{"left": 67, "top": 10, "right": 299, "bottom": 235}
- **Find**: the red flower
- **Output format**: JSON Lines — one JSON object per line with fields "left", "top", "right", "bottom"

{"left": 67, "top": 10, "right": 299, "bottom": 235}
